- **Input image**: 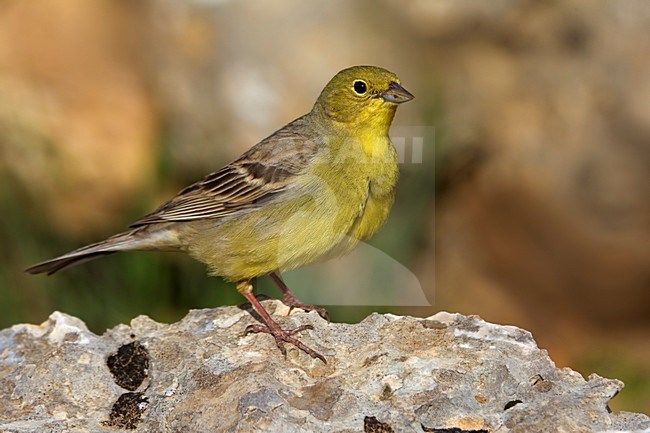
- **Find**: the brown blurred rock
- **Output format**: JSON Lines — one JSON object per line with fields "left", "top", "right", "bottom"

{"left": 402, "top": 0, "right": 650, "bottom": 358}
{"left": 0, "top": 1, "right": 156, "bottom": 235}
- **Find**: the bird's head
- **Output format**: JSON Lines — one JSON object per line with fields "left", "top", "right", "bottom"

{"left": 313, "top": 65, "right": 413, "bottom": 130}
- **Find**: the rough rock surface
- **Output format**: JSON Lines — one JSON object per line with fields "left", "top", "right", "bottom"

{"left": 1, "top": 302, "right": 648, "bottom": 433}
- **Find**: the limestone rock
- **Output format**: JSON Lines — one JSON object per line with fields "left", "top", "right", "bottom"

{"left": 1, "top": 302, "right": 648, "bottom": 432}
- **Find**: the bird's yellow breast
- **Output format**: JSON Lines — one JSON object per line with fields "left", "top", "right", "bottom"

{"left": 350, "top": 131, "right": 398, "bottom": 235}
{"left": 314, "top": 132, "right": 398, "bottom": 260}
{"left": 183, "top": 132, "right": 398, "bottom": 281}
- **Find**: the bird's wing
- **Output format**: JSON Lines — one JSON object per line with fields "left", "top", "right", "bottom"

{"left": 130, "top": 116, "right": 320, "bottom": 227}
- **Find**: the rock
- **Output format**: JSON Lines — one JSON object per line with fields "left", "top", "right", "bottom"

{"left": 1, "top": 302, "right": 648, "bottom": 432}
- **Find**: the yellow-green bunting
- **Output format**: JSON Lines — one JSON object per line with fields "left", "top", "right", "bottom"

{"left": 26, "top": 65, "right": 414, "bottom": 362}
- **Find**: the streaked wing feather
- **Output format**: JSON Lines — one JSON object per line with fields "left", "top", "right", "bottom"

{"left": 129, "top": 115, "right": 319, "bottom": 227}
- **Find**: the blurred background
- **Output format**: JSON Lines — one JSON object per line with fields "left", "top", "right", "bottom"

{"left": 0, "top": 0, "right": 648, "bottom": 412}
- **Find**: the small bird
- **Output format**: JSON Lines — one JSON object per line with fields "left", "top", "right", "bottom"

{"left": 26, "top": 65, "right": 414, "bottom": 362}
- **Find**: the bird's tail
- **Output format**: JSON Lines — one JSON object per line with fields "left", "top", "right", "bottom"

{"left": 25, "top": 228, "right": 159, "bottom": 275}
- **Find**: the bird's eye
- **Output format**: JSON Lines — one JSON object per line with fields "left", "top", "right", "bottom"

{"left": 353, "top": 80, "right": 368, "bottom": 95}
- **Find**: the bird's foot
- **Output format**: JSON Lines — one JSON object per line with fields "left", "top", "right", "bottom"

{"left": 240, "top": 282, "right": 327, "bottom": 363}
{"left": 245, "top": 322, "right": 326, "bottom": 363}
{"left": 281, "top": 292, "right": 330, "bottom": 322}
{"left": 270, "top": 272, "right": 330, "bottom": 321}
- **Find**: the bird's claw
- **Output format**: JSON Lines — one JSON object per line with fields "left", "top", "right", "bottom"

{"left": 282, "top": 294, "right": 330, "bottom": 322}
{"left": 269, "top": 273, "right": 330, "bottom": 322}
{"left": 244, "top": 323, "right": 326, "bottom": 363}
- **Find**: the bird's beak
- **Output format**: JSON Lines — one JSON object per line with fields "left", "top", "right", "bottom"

{"left": 381, "top": 82, "right": 414, "bottom": 104}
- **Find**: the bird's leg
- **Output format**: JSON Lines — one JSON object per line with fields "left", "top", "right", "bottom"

{"left": 238, "top": 281, "right": 326, "bottom": 363}
{"left": 270, "top": 272, "right": 330, "bottom": 321}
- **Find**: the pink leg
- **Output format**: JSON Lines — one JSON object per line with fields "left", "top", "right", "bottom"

{"left": 270, "top": 273, "right": 330, "bottom": 321}
{"left": 239, "top": 282, "right": 326, "bottom": 363}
